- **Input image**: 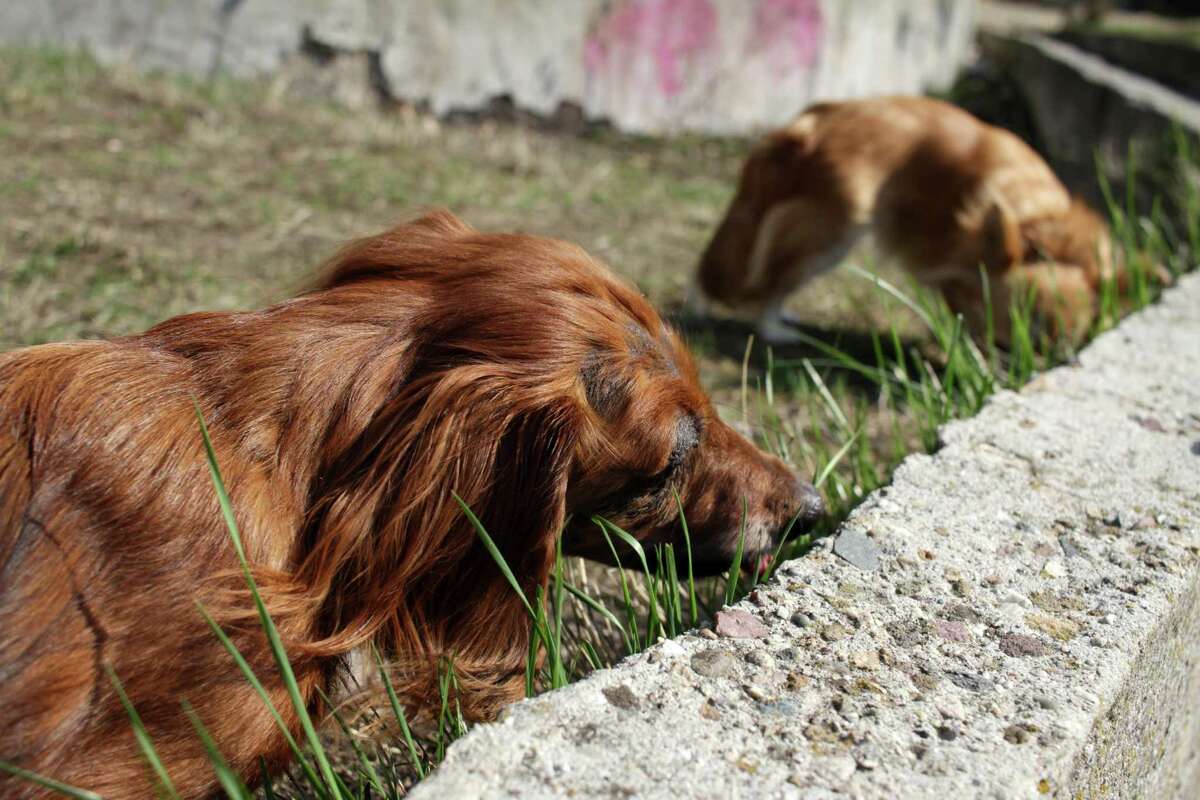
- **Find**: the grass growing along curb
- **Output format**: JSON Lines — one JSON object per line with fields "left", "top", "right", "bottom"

{"left": 471, "top": 126, "right": 1197, "bottom": 708}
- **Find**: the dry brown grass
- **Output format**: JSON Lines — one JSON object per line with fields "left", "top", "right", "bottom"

{"left": 0, "top": 47, "right": 920, "bottom": 403}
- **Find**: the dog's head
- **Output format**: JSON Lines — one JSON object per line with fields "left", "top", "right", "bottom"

{"left": 304, "top": 211, "right": 823, "bottom": 716}
{"left": 1013, "top": 195, "right": 1170, "bottom": 342}
{"left": 563, "top": 319, "right": 823, "bottom": 574}
{"left": 695, "top": 128, "right": 825, "bottom": 305}
{"left": 1021, "top": 195, "right": 1117, "bottom": 286}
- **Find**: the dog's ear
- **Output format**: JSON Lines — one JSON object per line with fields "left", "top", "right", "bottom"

{"left": 406, "top": 207, "right": 475, "bottom": 238}
{"left": 980, "top": 201, "right": 1023, "bottom": 269}
{"left": 759, "top": 130, "right": 807, "bottom": 167}
{"left": 296, "top": 365, "right": 580, "bottom": 719}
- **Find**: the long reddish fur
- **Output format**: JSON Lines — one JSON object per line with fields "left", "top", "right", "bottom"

{"left": 1, "top": 210, "right": 806, "bottom": 797}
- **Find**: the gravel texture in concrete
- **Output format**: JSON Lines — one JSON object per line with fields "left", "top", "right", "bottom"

{"left": 412, "top": 274, "right": 1200, "bottom": 800}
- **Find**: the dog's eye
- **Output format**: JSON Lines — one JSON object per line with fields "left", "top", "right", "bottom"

{"left": 660, "top": 415, "right": 700, "bottom": 478}
{"left": 588, "top": 414, "right": 701, "bottom": 518}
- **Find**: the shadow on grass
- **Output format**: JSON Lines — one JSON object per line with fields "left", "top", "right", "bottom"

{"left": 671, "top": 310, "right": 927, "bottom": 395}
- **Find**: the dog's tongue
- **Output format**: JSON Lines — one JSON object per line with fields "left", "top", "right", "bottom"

{"left": 752, "top": 554, "right": 773, "bottom": 576}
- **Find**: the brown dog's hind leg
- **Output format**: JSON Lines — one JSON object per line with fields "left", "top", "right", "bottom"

{"left": 943, "top": 261, "right": 1095, "bottom": 349}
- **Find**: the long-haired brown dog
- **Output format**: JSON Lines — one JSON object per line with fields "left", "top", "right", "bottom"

{"left": 0, "top": 210, "right": 823, "bottom": 798}
{"left": 693, "top": 95, "right": 1141, "bottom": 345}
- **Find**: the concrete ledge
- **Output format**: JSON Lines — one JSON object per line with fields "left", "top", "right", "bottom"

{"left": 1055, "top": 30, "right": 1200, "bottom": 101}
{"left": 985, "top": 32, "right": 1200, "bottom": 189}
{"left": 411, "top": 273, "right": 1200, "bottom": 800}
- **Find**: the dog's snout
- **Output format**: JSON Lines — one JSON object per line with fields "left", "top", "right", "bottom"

{"left": 787, "top": 473, "right": 825, "bottom": 537}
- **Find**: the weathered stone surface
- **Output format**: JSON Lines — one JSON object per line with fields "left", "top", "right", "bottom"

{"left": 412, "top": 274, "right": 1200, "bottom": 799}
{"left": 0, "top": 0, "right": 976, "bottom": 135}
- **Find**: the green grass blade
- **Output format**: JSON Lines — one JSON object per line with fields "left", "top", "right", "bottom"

{"left": 673, "top": 490, "right": 699, "bottom": 627}
{"left": 195, "top": 603, "right": 325, "bottom": 793}
{"left": 257, "top": 760, "right": 278, "bottom": 800}
{"left": 723, "top": 500, "right": 748, "bottom": 606}
{"left": 315, "top": 687, "right": 385, "bottom": 795}
{"left": 592, "top": 517, "right": 650, "bottom": 573}
{"left": 192, "top": 404, "right": 340, "bottom": 794}
{"left": 801, "top": 358, "right": 850, "bottom": 433}
{"left": 814, "top": 429, "right": 862, "bottom": 489}
{"left": 558, "top": 579, "right": 634, "bottom": 653}
{"left": 663, "top": 544, "right": 680, "bottom": 636}
{"left": 592, "top": 517, "right": 661, "bottom": 643}
{"left": 372, "top": 645, "right": 427, "bottom": 780}
{"left": 577, "top": 640, "right": 603, "bottom": 671}
{"left": 595, "top": 520, "right": 642, "bottom": 652}
{"left": 846, "top": 263, "right": 937, "bottom": 331}
{"left": 550, "top": 535, "right": 568, "bottom": 688}
{"left": 182, "top": 701, "right": 252, "bottom": 799}
{"left": 105, "top": 666, "right": 180, "bottom": 800}
{"left": 0, "top": 762, "right": 103, "bottom": 800}
{"left": 453, "top": 491, "right": 535, "bottom": 618}
{"left": 761, "top": 506, "right": 809, "bottom": 582}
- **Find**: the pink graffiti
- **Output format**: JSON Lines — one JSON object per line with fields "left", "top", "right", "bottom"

{"left": 584, "top": 0, "right": 717, "bottom": 97}
{"left": 750, "top": 0, "right": 823, "bottom": 73}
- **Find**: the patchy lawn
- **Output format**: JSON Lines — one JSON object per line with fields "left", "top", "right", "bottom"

{"left": 0, "top": 46, "right": 920, "bottom": 400}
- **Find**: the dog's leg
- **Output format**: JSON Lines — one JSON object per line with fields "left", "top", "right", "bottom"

{"left": 755, "top": 296, "right": 806, "bottom": 345}
{"left": 776, "top": 305, "right": 807, "bottom": 327}
{"left": 753, "top": 224, "right": 868, "bottom": 343}
{"left": 683, "top": 277, "right": 711, "bottom": 321}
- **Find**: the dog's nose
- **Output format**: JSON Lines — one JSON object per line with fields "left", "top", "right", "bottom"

{"left": 788, "top": 474, "right": 825, "bottom": 537}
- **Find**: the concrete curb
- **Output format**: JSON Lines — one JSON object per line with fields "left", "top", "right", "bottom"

{"left": 412, "top": 274, "right": 1200, "bottom": 800}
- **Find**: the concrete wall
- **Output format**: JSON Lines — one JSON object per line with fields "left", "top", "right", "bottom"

{"left": 0, "top": 0, "right": 976, "bottom": 134}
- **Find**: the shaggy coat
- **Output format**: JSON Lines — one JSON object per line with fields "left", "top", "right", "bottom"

{"left": 694, "top": 96, "right": 1140, "bottom": 345}
{"left": 0, "top": 211, "right": 822, "bottom": 798}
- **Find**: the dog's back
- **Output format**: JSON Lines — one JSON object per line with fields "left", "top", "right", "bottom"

{"left": 783, "top": 97, "right": 1071, "bottom": 281}
{"left": 0, "top": 337, "right": 307, "bottom": 797}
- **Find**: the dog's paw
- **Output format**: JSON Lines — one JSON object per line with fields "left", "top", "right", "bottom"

{"left": 755, "top": 315, "right": 805, "bottom": 345}
{"left": 682, "top": 286, "right": 712, "bottom": 321}
{"left": 777, "top": 308, "right": 807, "bottom": 327}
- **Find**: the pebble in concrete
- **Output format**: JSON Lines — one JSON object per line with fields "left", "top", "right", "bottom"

{"left": 690, "top": 649, "right": 738, "bottom": 679}
{"left": 832, "top": 529, "right": 881, "bottom": 571}
{"left": 601, "top": 685, "right": 639, "bottom": 710}
{"left": 715, "top": 608, "right": 769, "bottom": 639}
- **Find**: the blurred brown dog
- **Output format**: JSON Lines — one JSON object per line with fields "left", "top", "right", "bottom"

{"left": 693, "top": 95, "right": 1141, "bottom": 345}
